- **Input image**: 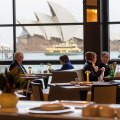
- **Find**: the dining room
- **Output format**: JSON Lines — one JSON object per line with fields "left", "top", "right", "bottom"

{"left": 1, "top": 0, "right": 120, "bottom": 120}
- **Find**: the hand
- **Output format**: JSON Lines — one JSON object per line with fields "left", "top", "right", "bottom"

{"left": 100, "top": 67, "right": 105, "bottom": 72}
{"left": 93, "top": 64, "right": 98, "bottom": 72}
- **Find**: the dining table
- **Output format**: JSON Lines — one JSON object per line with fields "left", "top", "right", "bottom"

{"left": 103, "top": 75, "right": 120, "bottom": 82}
{"left": 48, "top": 81, "right": 120, "bottom": 101}
{"left": 0, "top": 100, "right": 119, "bottom": 120}
{"left": 21, "top": 72, "right": 52, "bottom": 89}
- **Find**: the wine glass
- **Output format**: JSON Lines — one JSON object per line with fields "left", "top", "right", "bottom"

{"left": 40, "top": 63, "right": 44, "bottom": 73}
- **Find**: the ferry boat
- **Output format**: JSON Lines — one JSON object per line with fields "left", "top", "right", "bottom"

{"left": 45, "top": 42, "right": 82, "bottom": 55}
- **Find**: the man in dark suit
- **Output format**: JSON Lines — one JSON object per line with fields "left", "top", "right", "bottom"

{"left": 9, "top": 51, "right": 29, "bottom": 97}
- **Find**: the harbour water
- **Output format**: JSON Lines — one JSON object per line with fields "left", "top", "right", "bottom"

{"left": 0, "top": 51, "right": 120, "bottom": 73}
{"left": 0, "top": 51, "right": 119, "bottom": 60}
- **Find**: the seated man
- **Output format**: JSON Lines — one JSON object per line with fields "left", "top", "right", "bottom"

{"left": 99, "top": 51, "right": 117, "bottom": 77}
{"left": 9, "top": 51, "right": 43, "bottom": 99}
{"left": 55, "top": 54, "right": 74, "bottom": 71}
{"left": 9, "top": 51, "right": 27, "bottom": 74}
{"left": 49, "top": 55, "right": 74, "bottom": 72}
{"left": 9, "top": 51, "right": 29, "bottom": 97}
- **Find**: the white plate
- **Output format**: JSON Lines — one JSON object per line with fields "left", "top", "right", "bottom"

{"left": 28, "top": 106, "right": 74, "bottom": 114}
{"left": 55, "top": 83, "right": 73, "bottom": 86}
{"left": 61, "top": 101, "right": 94, "bottom": 109}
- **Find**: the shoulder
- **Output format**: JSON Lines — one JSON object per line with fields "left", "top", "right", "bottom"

{"left": 65, "top": 62, "right": 74, "bottom": 68}
{"left": 9, "top": 61, "right": 20, "bottom": 71}
{"left": 84, "top": 62, "right": 92, "bottom": 68}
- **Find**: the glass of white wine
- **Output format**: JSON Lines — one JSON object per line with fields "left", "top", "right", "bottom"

{"left": 40, "top": 63, "right": 44, "bottom": 73}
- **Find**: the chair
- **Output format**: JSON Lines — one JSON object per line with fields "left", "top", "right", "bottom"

{"left": 74, "top": 69, "right": 84, "bottom": 81}
{"left": 31, "top": 81, "right": 44, "bottom": 101}
{"left": 48, "top": 85, "right": 81, "bottom": 101}
{"left": 51, "top": 71, "right": 78, "bottom": 83}
{"left": 49, "top": 71, "right": 80, "bottom": 101}
{"left": 91, "top": 84, "right": 118, "bottom": 104}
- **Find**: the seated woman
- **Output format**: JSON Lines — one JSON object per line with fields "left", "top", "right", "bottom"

{"left": 83, "top": 51, "right": 105, "bottom": 81}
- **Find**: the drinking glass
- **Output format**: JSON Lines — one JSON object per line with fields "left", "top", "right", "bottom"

{"left": 47, "top": 63, "right": 52, "bottom": 73}
{"left": 40, "top": 63, "right": 44, "bottom": 73}
{"left": 75, "top": 78, "right": 80, "bottom": 86}
{"left": 98, "top": 76, "right": 104, "bottom": 83}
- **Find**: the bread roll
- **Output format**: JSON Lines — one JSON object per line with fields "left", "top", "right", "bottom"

{"left": 82, "top": 104, "right": 99, "bottom": 117}
{"left": 116, "top": 108, "right": 120, "bottom": 118}
{"left": 40, "top": 103, "right": 64, "bottom": 111}
{"left": 99, "top": 105, "right": 115, "bottom": 118}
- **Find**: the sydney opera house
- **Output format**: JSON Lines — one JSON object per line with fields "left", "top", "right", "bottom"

{"left": 17, "top": 1, "right": 83, "bottom": 52}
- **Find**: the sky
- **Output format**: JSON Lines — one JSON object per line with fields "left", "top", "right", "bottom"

{"left": 0, "top": 0, "right": 120, "bottom": 49}
{"left": 0, "top": 0, "right": 83, "bottom": 49}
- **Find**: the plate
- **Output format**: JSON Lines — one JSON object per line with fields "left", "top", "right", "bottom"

{"left": 61, "top": 101, "right": 94, "bottom": 109}
{"left": 55, "top": 83, "right": 74, "bottom": 86}
{"left": 28, "top": 106, "right": 74, "bottom": 114}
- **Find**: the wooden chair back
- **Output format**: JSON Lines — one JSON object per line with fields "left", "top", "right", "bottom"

{"left": 51, "top": 71, "right": 78, "bottom": 83}
{"left": 91, "top": 84, "right": 118, "bottom": 104}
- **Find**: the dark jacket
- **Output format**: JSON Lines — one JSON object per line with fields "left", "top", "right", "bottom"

{"left": 83, "top": 61, "right": 102, "bottom": 81}
{"left": 56, "top": 62, "right": 74, "bottom": 71}
{"left": 99, "top": 63, "right": 110, "bottom": 77}
{"left": 9, "top": 60, "right": 27, "bottom": 74}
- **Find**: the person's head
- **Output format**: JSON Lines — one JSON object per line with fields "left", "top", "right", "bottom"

{"left": 59, "top": 55, "right": 69, "bottom": 65}
{"left": 85, "top": 51, "right": 97, "bottom": 64}
{"left": 101, "top": 51, "right": 110, "bottom": 64}
{"left": 14, "top": 51, "right": 24, "bottom": 64}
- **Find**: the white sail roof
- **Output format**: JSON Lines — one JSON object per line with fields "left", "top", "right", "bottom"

{"left": 47, "top": 1, "right": 80, "bottom": 41}
{"left": 18, "top": 1, "right": 81, "bottom": 41}
{"left": 35, "top": 12, "right": 62, "bottom": 40}
{"left": 17, "top": 19, "right": 45, "bottom": 37}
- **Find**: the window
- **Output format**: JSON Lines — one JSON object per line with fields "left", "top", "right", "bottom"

{"left": 109, "top": 0, "right": 120, "bottom": 60}
{"left": 0, "top": 0, "right": 13, "bottom": 24}
{"left": 0, "top": 27, "right": 13, "bottom": 60}
{"left": 15, "top": 0, "right": 84, "bottom": 60}
{"left": 109, "top": 25, "right": 120, "bottom": 59}
{"left": 16, "top": 0, "right": 83, "bottom": 23}
{"left": 109, "top": 0, "right": 120, "bottom": 22}
{"left": 0, "top": 0, "right": 84, "bottom": 64}
{"left": 16, "top": 25, "right": 83, "bottom": 60}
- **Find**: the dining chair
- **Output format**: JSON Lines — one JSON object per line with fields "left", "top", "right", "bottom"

{"left": 48, "top": 85, "right": 81, "bottom": 101}
{"left": 74, "top": 69, "right": 84, "bottom": 81}
{"left": 31, "top": 81, "right": 44, "bottom": 101}
{"left": 51, "top": 71, "right": 78, "bottom": 83}
{"left": 91, "top": 84, "right": 118, "bottom": 104}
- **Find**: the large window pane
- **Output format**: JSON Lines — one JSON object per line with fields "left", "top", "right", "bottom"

{"left": 16, "top": 25, "right": 83, "bottom": 60}
{"left": 0, "top": 0, "right": 13, "bottom": 24}
{"left": 24, "top": 64, "right": 84, "bottom": 74}
{"left": 109, "top": 25, "right": 120, "bottom": 59}
{"left": 109, "top": 0, "right": 120, "bottom": 21}
{"left": 16, "top": 0, "right": 83, "bottom": 23}
{"left": 0, "top": 27, "right": 13, "bottom": 60}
